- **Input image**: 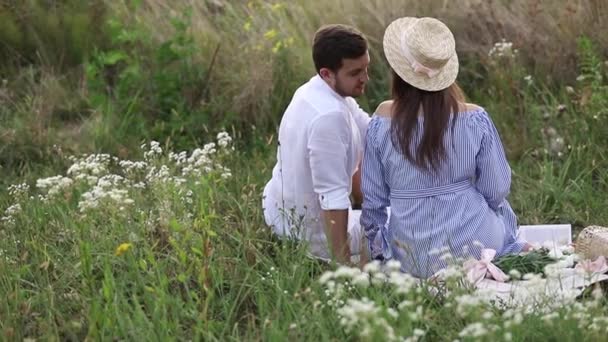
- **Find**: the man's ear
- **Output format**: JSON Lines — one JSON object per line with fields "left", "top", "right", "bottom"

{"left": 319, "top": 68, "right": 337, "bottom": 89}
{"left": 319, "top": 68, "right": 334, "bottom": 82}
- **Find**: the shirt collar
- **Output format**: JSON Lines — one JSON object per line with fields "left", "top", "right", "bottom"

{"left": 310, "top": 74, "right": 348, "bottom": 103}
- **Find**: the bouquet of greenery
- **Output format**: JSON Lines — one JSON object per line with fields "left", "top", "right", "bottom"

{"left": 493, "top": 248, "right": 558, "bottom": 279}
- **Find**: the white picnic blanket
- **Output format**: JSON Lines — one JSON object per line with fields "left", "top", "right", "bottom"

{"left": 348, "top": 215, "right": 607, "bottom": 304}
{"left": 476, "top": 269, "right": 608, "bottom": 307}
{"left": 470, "top": 224, "right": 607, "bottom": 306}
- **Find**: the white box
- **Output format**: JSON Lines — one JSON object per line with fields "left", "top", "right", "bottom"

{"left": 518, "top": 224, "right": 572, "bottom": 246}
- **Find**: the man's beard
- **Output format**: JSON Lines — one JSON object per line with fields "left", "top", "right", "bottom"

{"left": 334, "top": 78, "right": 362, "bottom": 98}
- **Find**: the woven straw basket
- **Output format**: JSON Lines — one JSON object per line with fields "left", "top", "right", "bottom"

{"left": 576, "top": 226, "right": 608, "bottom": 260}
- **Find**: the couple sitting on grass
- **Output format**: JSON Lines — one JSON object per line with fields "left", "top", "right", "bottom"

{"left": 262, "top": 17, "right": 532, "bottom": 279}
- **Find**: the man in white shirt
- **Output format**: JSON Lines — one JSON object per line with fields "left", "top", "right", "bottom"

{"left": 262, "top": 25, "right": 372, "bottom": 264}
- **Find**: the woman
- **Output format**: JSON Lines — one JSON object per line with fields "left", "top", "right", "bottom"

{"left": 360, "top": 17, "right": 529, "bottom": 278}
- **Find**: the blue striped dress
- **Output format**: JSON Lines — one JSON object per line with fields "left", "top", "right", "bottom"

{"left": 360, "top": 107, "right": 526, "bottom": 278}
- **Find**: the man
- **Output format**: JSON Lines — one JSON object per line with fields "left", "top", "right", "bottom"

{"left": 262, "top": 24, "right": 371, "bottom": 264}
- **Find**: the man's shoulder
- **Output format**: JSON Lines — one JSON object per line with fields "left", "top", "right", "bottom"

{"left": 296, "top": 79, "right": 344, "bottom": 114}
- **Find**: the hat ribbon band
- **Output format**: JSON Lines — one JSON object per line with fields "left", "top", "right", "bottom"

{"left": 401, "top": 36, "right": 441, "bottom": 78}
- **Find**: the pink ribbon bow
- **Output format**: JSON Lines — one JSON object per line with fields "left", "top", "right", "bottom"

{"left": 411, "top": 61, "right": 440, "bottom": 78}
{"left": 400, "top": 34, "right": 441, "bottom": 79}
{"left": 463, "top": 249, "right": 508, "bottom": 284}
{"left": 575, "top": 256, "right": 608, "bottom": 274}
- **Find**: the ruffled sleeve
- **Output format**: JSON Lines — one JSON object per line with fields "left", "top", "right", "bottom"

{"left": 360, "top": 116, "right": 390, "bottom": 258}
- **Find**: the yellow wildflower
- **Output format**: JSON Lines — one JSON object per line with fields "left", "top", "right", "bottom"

{"left": 243, "top": 20, "right": 252, "bottom": 32}
{"left": 272, "top": 41, "right": 283, "bottom": 54}
{"left": 115, "top": 242, "right": 133, "bottom": 256}
{"left": 264, "top": 29, "right": 278, "bottom": 41}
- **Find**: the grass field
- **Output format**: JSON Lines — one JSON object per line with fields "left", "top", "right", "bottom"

{"left": 1, "top": 1, "right": 608, "bottom": 340}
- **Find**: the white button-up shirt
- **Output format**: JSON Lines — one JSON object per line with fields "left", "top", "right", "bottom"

{"left": 262, "top": 75, "right": 370, "bottom": 259}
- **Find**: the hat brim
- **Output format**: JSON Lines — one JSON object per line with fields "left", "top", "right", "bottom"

{"left": 383, "top": 17, "right": 459, "bottom": 92}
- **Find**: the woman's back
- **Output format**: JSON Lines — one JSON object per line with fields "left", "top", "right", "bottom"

{"left": 372, "top": 102, "right": 490, "bottom": 190}
{"left": 360, "top": 102, "right": 526, "bottom": 278}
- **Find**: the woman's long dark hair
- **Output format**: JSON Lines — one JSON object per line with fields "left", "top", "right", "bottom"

{"left": 390, "top": 70, "right": 466, "bottom": 172}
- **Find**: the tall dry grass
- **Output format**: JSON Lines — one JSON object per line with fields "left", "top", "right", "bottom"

{"left": 1, "top": 0, "right": 606, "bottom": 178}
{"left": 119, "top": 0, "right": 608, "bottom": 120}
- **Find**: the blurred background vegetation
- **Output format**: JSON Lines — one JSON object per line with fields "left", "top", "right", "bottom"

{"left": 1, "top": 0, "right": 607, "bottom": 225}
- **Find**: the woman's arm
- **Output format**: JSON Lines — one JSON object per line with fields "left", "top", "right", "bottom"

{"left": 360, "top": 118, "right": 390, "bottom": 258}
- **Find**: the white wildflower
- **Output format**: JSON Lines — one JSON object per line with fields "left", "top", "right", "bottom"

{"left": 387, "top": 308, "right": 398, "bottom": 319}
{"left": 459, "top": 322, "right": 488, "bottom": 338}
{"left": 385, "top": 259, "right": 401, "bottom": 272}
{"left": 217, "top": 131, "right": 232, "bottom": 148}
{"left": 319, "top": 271, "right": 334, "bottom": 284}
{"left": 398, "top": 300, "right": 413, "bottom": 311}
{"left": 119, "top": 160, "right": 148, "bottom": 173}
{"left": 363, "top": 260, "right": 381, "bottom": 274}
{"left": 4, "top": 203, "right": 21, "bottom": 216}
{"left": 336, "top": 297, "right": 379, "bottom": 329}
{"left": 36, "top": 176, "right": 73, "bottom": 197}
{"left": 488, "top": 39, "right": 517, "bottom": 60}
{"left": 67, "top": 154, "right": 111, "bottom": 177}
{"left": 455, "top": 294, "right": 484, "bottom": 316}
{"left": 542, "top": 312, "right": 559, "bottom": 322}
{"left": 413, "top": 329, "right": 426, "bottom": 337}
{"left": 387, "top": 271, "right": 417, "bottom": 294}
{"left": 352, "top": 273, "right": 370, "bottom": 288}
{"left": 334, "top": 265, "right": 361, "bottom": 279}
{"left": 8, "top": 183, "right": 30, "bottom": 198}
{"left": 371, "top": 272, "right": 387, "bottom": 285}
{"left": 144, "top": 141, "right": 163, "bottom": 160}
{"left": 408, "top": 306, "right": 423, "bottom": 321}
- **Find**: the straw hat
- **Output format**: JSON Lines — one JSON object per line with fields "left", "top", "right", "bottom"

{"left": 383, "top": 17, "right": 459, "bottom": 92}
{"left": 576, "top": 225, "right": 608, "bottom": 260}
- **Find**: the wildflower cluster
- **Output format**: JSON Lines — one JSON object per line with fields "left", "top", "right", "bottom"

{"left": 488, "top": 39, "right": 519, "bottom": 60}
{"left": 540, "top": 125, "right": 566, "bottom": 157}
{"left": 1, "top": 203, "right": 22, "bottom": 226}
{"left": 67, "top": 153, "right": 114, "bottom": 185}
{"left": 7, "top": 183, "right": 29, "bottom": 199}
{"left": 78, "top": 175, "right": 134, "bottom": 212}
{"left": 1, "top": 131, "right": 234, "bottom": 222}
{"left": 170, "top": 135, "right": 232, "bottom": 179}
{"left": 318, "top": 246, "right": 608, "bottom": 340}
{"left": 337, "top": 298, "right": 397, "bottom": 341}
{"left": 318, "top": 260, "right": 425, "bottom": 341}
{"left": 36, "top": 176, "right": 74, "bottom": 198}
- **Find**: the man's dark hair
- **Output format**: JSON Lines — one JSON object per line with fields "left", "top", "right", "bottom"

{"left": 312, "top": 24, "right": 368, "bottom": 73}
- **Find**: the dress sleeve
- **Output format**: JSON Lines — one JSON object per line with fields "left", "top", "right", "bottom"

{"left": 473, "top": 110, "right": 512, "bottom": 211}
{"left": 307, "top": 112, "right": 352, "bottom": 210}
{"left": 360, "top": 117, "right": 390, "bottom": 257}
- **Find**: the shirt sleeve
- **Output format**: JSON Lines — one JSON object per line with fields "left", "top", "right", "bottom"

{"left": 307, "top": 111, "right": 352, "bottom": 210}
{"left": 360, "top": 117, "right": 390, "bottom": 257}
{"left": 474, "top": 110, "right": 512, "bottom": 211}
{"left": 346, "top": 97, "right": 371, "bottom": 142}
